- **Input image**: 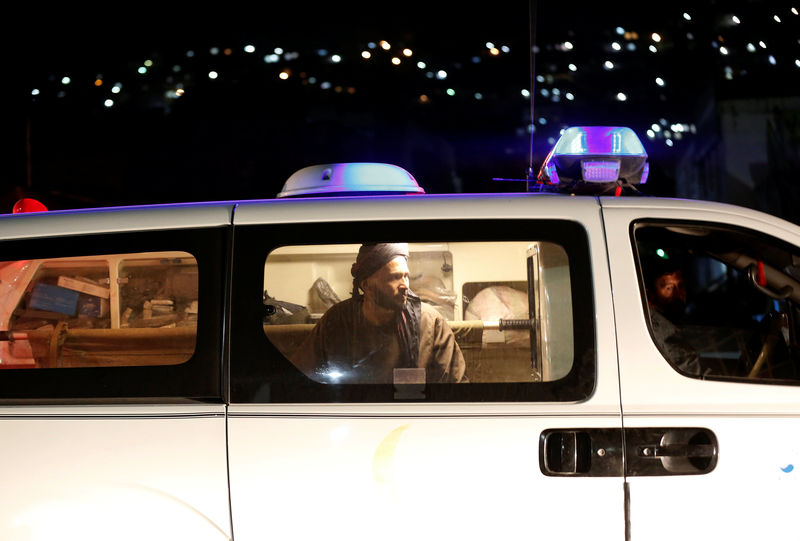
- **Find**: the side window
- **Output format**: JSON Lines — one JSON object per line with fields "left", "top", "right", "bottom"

{"left": 0, "top": 226, "right": 227, "bottom": 403}
{"left": 0, "top": 252, "right": 198, "bottom": 368}
{"left": 263, "top": 241, "right": 572, "bottom": 385}
{"left": 230, "top": 219, "right": 595, "bottom": 403}
{"left": 635, "top": 221, "right": 800, "bottom": 384}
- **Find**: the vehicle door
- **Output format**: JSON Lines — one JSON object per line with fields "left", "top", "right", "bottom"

{"left": 602, "top": 197, "right": 800, "bottom": 539}
{"left": 227, "top": 195, "right": 626, "bottom": 540}
{"left": 0, "top": 206, "right": 232, "bottom": 540}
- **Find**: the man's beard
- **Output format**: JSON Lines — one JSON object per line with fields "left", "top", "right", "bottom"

{"left": 372, "top": 287, "right": 407, "bottom": 311}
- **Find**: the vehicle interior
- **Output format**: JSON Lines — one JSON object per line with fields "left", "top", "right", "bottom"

{"left": 261, "top": 241, "right": 575, "bottom": 384}
{"left": 635, "top": 222, "right": 800, "bottom": 382}
{"left": 0, "top": 252, "right": 198, "bottom": 368}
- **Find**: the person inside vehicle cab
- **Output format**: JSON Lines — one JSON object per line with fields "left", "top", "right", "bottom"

{"left": 644, "top": 259, "right": 704, "bottom": 376}
{"left": 291, "top": 242, "right": 467, "bottom": 384}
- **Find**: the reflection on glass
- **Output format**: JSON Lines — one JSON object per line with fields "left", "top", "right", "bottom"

{"left": 0, "top": 252, "right": 198, "bottom": 369}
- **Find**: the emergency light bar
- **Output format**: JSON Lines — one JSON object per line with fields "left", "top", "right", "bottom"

{"left": 536, "top": 126, "right": 649, "bottom": 188}
{"left": 277, "top": 162, "right": 425, "bottom": 198}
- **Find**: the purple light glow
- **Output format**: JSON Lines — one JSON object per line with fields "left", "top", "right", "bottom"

{"left": 553, "top": 126, "right": 647, "bottom": 156}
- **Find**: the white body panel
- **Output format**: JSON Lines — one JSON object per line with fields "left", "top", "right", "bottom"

{"left": 601, "top": 197, "right": 800, "bottom": 539}
{"left": 228, "top": 407, "right": 623, "bottom": 540}
{"left": 0, "top": 404, "right": 231, "bottom": 540}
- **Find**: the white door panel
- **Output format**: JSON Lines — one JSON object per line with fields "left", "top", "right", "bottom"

{"left": 228, "top": 411, "right": 624, "bottom": 540}
{"left": 625, "top": 415, "right": 800, "bottom": 540}
{"left": 602, "top": 203, "right": 800, "bottom": 539}
{"left": 0, "top": 405, "right": 231, "bottom": 541}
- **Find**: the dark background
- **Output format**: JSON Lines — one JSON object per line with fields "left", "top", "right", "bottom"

{"left": 6, "top": 2, "right": 800, "bottom": 219}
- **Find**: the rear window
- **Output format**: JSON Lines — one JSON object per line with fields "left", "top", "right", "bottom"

{"left": 1, "top": 252, "right": 198, "bottom": 369}
{"left": 0, "top": 227, "right": 226, "bottom": 403}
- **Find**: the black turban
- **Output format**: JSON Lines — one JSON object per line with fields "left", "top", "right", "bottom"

{"left": 351, "top": 242, "right": 409, "bottom": 294}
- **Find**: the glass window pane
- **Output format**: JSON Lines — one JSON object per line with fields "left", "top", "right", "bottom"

{"left": 262, "top": 241, "right": 573, "bottom": 384}
{"left": 0, "top": 252, "right": 198, "bottom": 368}
{"left": 635, "top": 222, "right": 800, "bottom": 383}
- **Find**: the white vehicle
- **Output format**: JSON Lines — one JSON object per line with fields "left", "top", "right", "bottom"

{"left": 2, "top": 126, "right": 799, "bottom": 540}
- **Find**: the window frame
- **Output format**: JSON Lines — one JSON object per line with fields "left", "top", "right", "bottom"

{"left": 632, "top": 218, "right": 800, "bottom": 386}
{"left": 0, "top": 227, "right": 229, "bottom": 404}
{"left": 229, "top": 219, "right": 597, "bottom": 403}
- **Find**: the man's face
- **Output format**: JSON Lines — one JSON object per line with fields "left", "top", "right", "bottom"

{"left": 652, "top": 270, "right": 687, "bottom": 314}
{"left": 363, "top": 256, "right": 409, "bottom": 311}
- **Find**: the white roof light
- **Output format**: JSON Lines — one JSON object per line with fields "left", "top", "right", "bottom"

{"left": 277, "top": 163, "right": 425, "bottom": 198}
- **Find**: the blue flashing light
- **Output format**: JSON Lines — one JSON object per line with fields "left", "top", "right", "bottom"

{"left": 640, "top": 162, "right": 650, "bottom": 184}
{"left": 537, "top": 126, "right": 649, "bottom": 189}
{"left": 544, "top": 161, "right": 559, "bottom": 184}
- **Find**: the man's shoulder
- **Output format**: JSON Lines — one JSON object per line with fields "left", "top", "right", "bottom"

{"left": 321, "top": 297, "right": 360, "bottom": 320}
{"left": 419, "top": 301, "right": 448, "bottom": 322}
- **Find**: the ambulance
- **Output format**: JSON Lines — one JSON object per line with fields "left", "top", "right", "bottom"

{"left": 2, "top": 126, "right": 799, "bottom": 540}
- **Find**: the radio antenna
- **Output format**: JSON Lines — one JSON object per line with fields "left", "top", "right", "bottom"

{"left": 527, "top": 0, "right": 538, "bottom": 182}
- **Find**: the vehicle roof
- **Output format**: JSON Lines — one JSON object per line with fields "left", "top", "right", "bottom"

{"left": 598, "top": 195, "right": 800, "bottom": 235}
{"left": 0, "top": 192, "right": 796, "bottom": 239}
{"left": 0, "top": 201, "right": 235, "bottom": 240}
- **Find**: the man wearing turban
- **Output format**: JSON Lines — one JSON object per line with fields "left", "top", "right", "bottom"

{"left": 291, "top": 243, "right": 466, "bottom": 384}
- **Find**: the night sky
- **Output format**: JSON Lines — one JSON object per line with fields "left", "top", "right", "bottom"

{"left": 6, "top": 2, "right": 800, "bottom": 212}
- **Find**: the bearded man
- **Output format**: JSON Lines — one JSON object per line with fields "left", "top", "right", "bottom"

{"left": 291, "top": 243, "right": 466, "bottom": 384}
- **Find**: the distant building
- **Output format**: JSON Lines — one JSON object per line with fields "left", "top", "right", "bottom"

{"left": 675, "top": 95, "right": 800, "bottom": 224}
